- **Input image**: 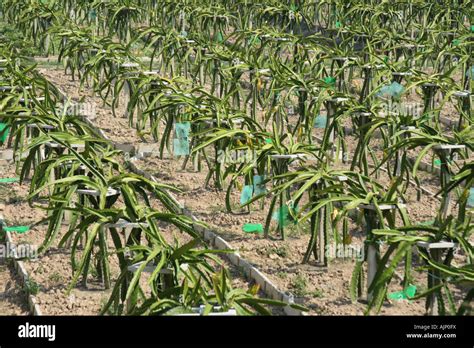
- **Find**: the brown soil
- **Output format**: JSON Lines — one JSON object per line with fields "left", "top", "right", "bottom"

{"left": 0, "top": 260, "right": 29, "bottom": 315}
{"left": 32, "top": 67, "right": 473, "bottom": 316}
{"left": 0, "top": 157, "right": 255, "bottom": 315}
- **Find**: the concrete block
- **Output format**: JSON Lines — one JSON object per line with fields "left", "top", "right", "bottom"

{"left": 226, "top": 252, "right": 240, "bottom": 266}
{"left": 203, "top": 230, "right": 216, "bottom": 244}
{"left": 237, "top": 257, "right": 252, "bottom": 277}
{"left": 214, "top": 236, "right": 232, "bottom": 250}
{"left": 250, "top": 266, "right": 271, "bottom": 292}
{"left": 265, "top": 280, "right": 283, "bottom": 300}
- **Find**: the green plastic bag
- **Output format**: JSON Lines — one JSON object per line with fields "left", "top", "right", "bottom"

{"left": 89, "top": 9, "right": 97, "bottom": 20}
{"left": 175, "top": 122, "right": 191, "bottom": 139}
{"left": 253, "top": 175, "right": 266, "bottom": 196}
{"left": 389, "top": 82, "right": 404, "bottom": 97}
{"left": 249, "top": 36, "right": 261, "bottom": 47}
{"left": 240, "top": 185, "right": 254, "bottom": 205}
{"left": 377, "top": 81, "right": 404, "bottom": 99}
{"left": 388, "top": 284, "right": 417, "bottom": 300}
{"left": 420, "top": 220, "right": 435, "bottom": 226}
{"left": 467, "top": 66, "right": 474, "bottom": 79}
{"left": 324, "top": 76, "right": 336, "bottom": 86}
{"left": 243, "top": 223, "right": 263, "bottom": 234}
{"left": 404, "top": 284, "right": 417, "bottom": 298}
{"left": 265, "top": 138, "right": 273, "bottom": 144}
{"left": 419, "top": 113, "right": 432, "bottom": 123}
{"left": 335, "top": 21, "right": 342, "bottom": 28}
{"left": 272, "top": 203, "right": 298, "bottom": 227}
{"left": 468, "top": 188, "right": 474, "bottom": 208}
{"left": 0, "top": 123, "right": 10, "bottom": 143}
{"left": 4, "top": 226, "right": 30, "bottom": 234}
{"left": 387, "top": 291, "right": 405, "bottom": 300}
{"left": 216, "top": 32, "right": 224, "bottom": 43}
{"left": 0, "top": 178, "right": 19, "bottom": 184}
{"left": 173, "top": 138, "right": 189, "bottom": 156}
{"left": 314, "top": 115, "right": 327, "bottom": 129}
